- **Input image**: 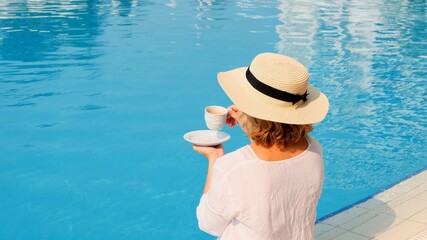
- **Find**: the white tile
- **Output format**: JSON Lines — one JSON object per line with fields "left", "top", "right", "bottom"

{"left": 375, "top": 190, "right": 403, "bottom": 203}
{"left": 373, "top": 198, "right": 407, "bottom": 213}
{"left": 314, "top": 223, "right": 335, "bottom": 237}
{"left": 316, "top": 171, "right": 427, "bottom": 240}
{"left": 375, "top": 172, "right": 427, "bottom": 204}
{"left": 315, "top": 227, "right": 346, "bottom": 240}
{"left": 416, "top": 190, "right": 427, "bottom": 201}
{"left": 410, "top": 208, "right": 427, "bottom": 224}
{"left": 418, "top": 170, "right": 427, "bottom": 179}
{"left": 322, "top": 207, "right": 369, "bottom": 227}
{"left": 373, "top": 190, "right": 426, "bottom": 213}
{"left": 374, "top": 220, "right": 427, "bottom": 240}
{"left": 386, "top": 198, "right": 427, "bottom": 219}
{"left": 350, "top": 212, "right": 404, "bottom": 238}
{"left": 386, "top": 177, "right": 421, "bottom": 195}
{"left": 408, "top": 229, "right": 427, "bottom": 240}
{"left": 400, "top": 184, "right": 427, "bottom": 204}
{"left": 357, "top": 198, "right": 387, "bottom": 210}
{"left": 339, "top": 210, "right": 381, "bottom": 230}
{"left": 419, "top": 183, "right": 427, "bottom": 191}
{"left": 331, "top": 231, "right": 370, "bottom": 240}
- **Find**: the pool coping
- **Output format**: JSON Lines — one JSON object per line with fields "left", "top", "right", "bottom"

{"left": 317, "top": 166, "right": 427, "bottom": 223}
{"left": 315, "top": 168, "right": 427, "bottom": 240}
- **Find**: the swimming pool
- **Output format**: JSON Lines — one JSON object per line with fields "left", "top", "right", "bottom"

{"left": 0, "top": 0, "right": 426, "bottom": 239}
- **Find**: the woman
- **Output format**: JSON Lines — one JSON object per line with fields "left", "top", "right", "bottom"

{"left": 193, "top": 53, "right": 329, "bottom": 240}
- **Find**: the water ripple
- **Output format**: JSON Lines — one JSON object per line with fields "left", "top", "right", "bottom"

{"left": 77, "top": 104, "right": 107, "bottom": 111}
{"left": 6, "top": 101, "right": 36, "bottom": 107}
{"left": 37, "top": 123, "right": 58, "bottom": 128}
{"left": 0, "top": 0, "right": 425, "bottom": 238}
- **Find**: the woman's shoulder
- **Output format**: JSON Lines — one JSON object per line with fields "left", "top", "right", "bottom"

{"left": 214, "top": 145, "right": 255, "bottom": 174}
{"left": 307, "top": 137, "right": 323, "bottom": 153}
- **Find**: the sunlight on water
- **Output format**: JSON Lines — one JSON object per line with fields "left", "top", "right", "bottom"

{"left": 0, "top": 0, "right": 426, "bottom": 239}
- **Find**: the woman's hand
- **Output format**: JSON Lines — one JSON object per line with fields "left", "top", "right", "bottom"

{"left": 226, "top": 105, "right": 240, "bottom": 128}
{"left": 193, "top": 144, "right": 224, "bottom": 162}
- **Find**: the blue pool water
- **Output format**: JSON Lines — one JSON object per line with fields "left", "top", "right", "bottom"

{"left": 0, "top": 0, "right": 426, "bottom": 239}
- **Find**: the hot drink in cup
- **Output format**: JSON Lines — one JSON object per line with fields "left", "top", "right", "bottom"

{"left": 204, "top": 106, "right": 227, "bottom": 131}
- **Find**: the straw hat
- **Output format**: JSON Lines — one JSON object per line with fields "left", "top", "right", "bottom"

{"left": 218, "top": 52, "right": 329, "bottom": 124}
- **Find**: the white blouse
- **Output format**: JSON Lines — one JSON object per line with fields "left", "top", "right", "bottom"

{"left": 196, "top": 138, "right": 324, "bottom": 240}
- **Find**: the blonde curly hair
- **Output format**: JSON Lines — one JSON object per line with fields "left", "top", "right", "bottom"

{"left": 239, "top": 113, "right": 312, "bottom": 149}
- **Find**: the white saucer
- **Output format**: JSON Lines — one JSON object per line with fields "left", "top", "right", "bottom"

{"left": 183, "top": 130, "right": 231, "bottom": 146}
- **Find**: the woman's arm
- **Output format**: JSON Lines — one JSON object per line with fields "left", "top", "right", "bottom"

{"left": 193, "top": 105, "right": 240, "bottom": 193}
{"left": 191, "top": 106, "right": 240, "bottom": 236}
{"left": 192, "top": 144, "right": 224, "bottom": 193}
{"left": 193, "top": 144, "right": 232, "bottom": 236}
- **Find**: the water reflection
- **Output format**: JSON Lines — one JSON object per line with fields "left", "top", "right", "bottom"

{"left": 0, "top": 0, "right": 425, "bottom": 238}
{"left": 275, "top": 0, "right": 318, "bottom": 67}
{"left": 110, "top": 0, "right": 150, "bottom": 17}
{"left": 0, "top": 0, "right": 106, "bottom": 62}
{"left": 0, "top": 0, "right": 110, "bottom": 110}
{"left": 195, "top": 0, "right": 232, "bottom": 30}
{"left": 275, "top": 0, "right": 426, "bottom": 216}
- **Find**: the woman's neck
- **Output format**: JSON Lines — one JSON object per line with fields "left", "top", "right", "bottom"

{"left": 249, "top": 138, "right": 308, "bottom": 162}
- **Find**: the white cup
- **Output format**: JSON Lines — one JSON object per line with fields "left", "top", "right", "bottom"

{"left": 204, "top": 106, "right": 227, "bottom": 131}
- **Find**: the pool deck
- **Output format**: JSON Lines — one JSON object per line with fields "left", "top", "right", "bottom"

{"left": 315, "top": 169, "right": 427, "bottom": 240}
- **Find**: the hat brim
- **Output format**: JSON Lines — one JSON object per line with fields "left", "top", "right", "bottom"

{"left": 218, "top": 67, "right": 329, "bottom": 124}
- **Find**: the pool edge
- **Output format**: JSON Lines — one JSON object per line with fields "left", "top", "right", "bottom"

{"left": 316, "top": 165, "right": 427, "bottom": 223}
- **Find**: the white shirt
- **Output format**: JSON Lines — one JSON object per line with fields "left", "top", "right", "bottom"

{"left": 196, "top": 138, "right": 324, "bottom": 240}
